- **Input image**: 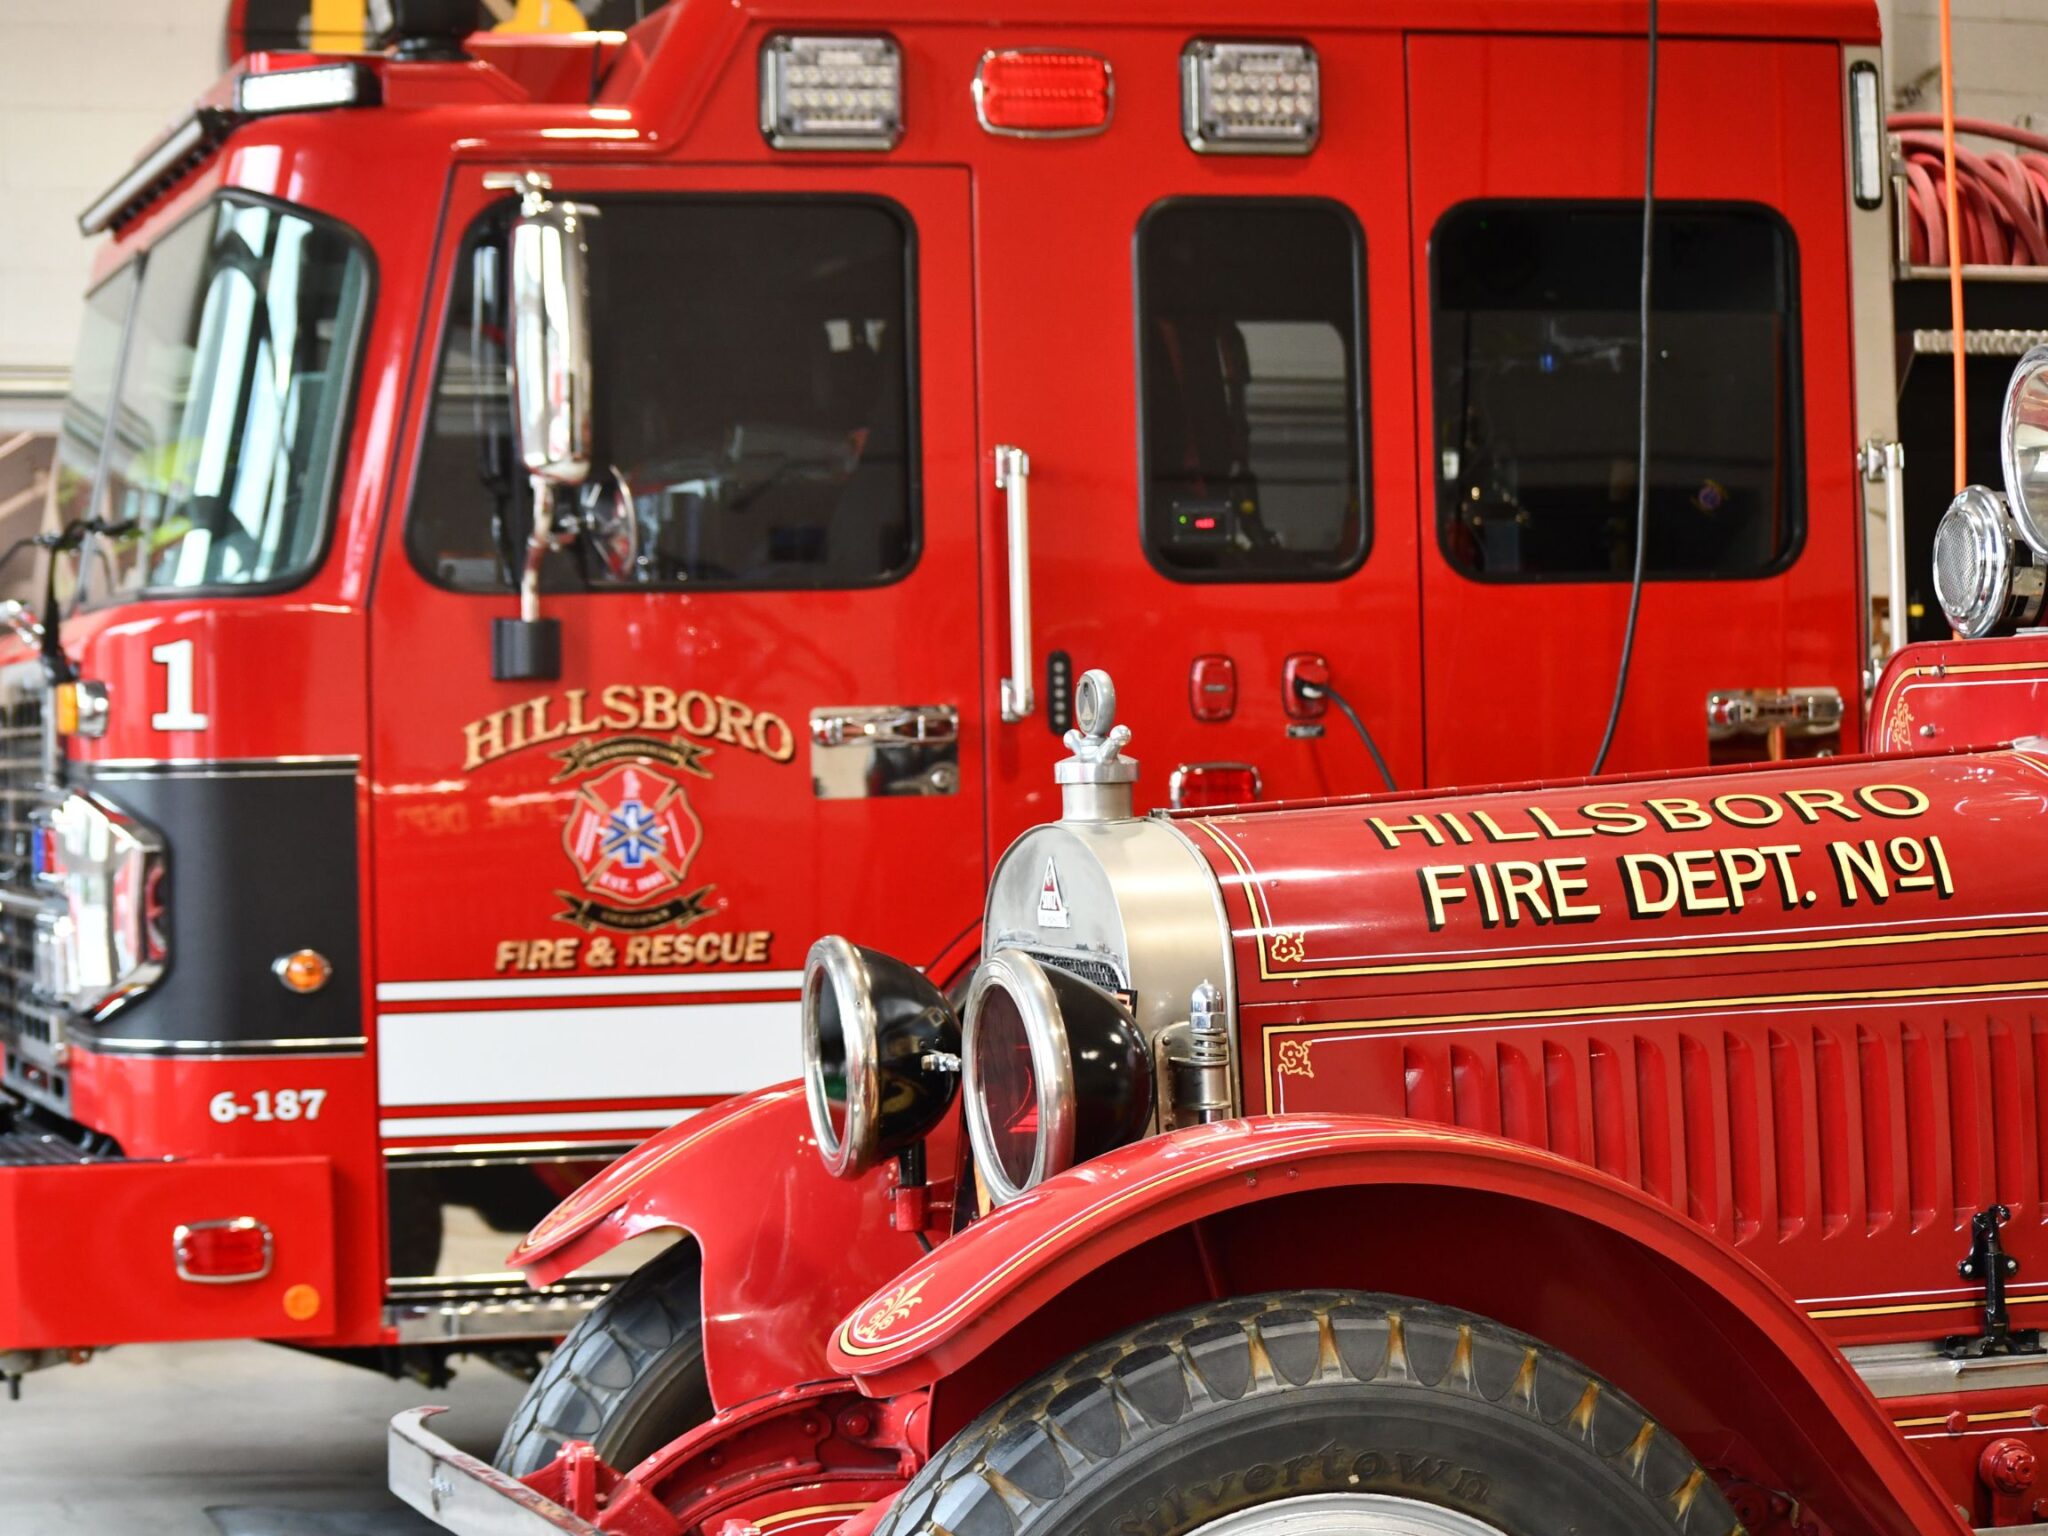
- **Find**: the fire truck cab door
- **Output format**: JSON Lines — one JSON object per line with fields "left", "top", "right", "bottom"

{"left": 1410, "top": 34, "right": 1863, "bottom": 782}
{"left": 972, "top": 27, "right": 1426, "bottom": 841}
{"left": 368, "top": 166, "right": 981, "bottom": 1152}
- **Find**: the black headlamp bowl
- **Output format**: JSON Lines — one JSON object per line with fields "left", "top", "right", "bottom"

{"left": 963, "top": 949, "right": 1151, "bottom": 1206}
{"left": 802, "top": 935, "right": 960, "bottom": 1179}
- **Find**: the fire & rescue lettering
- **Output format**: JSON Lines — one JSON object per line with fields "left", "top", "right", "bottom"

{"left": 461, "top": 686, "right": 798, "bottom": 772}
{"left": 1386, "top": 783, "right": 1953, "bottom": 932}
{"left": 493, "top": 931, "right": 775, "bottom": 972}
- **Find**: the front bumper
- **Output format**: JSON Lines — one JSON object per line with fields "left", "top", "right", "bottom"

{"left": 389, "top": 1409, "right": 602, "bottom": 1536}
{"left": 0, "top": 1131, "right": 336, "bottom": 1349}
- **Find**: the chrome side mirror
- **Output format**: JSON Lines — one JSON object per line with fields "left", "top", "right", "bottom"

{"left": 508, "top": 183, "right": 593, "bottom": 487}
{"left": 483, "top": 171, "right": 598, "bottom": 681}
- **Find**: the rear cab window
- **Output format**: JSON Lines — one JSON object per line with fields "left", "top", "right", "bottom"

{"left": 1431, "top": 201, "right": 1802, "bottom": 582}
{"left": 1137, "top": 198, "right": 1367, "bottom": 582}
{"left": 408, "top": 196, "right": 917, "bottom": 593}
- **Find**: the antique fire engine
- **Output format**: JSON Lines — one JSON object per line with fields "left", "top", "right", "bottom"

{"left": 389, "top": 351, "right": 2048, "bottom": 1535}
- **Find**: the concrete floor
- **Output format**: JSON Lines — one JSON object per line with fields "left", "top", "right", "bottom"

{"left": 0, "top": 1337, "right": 528, "bottom": 1535}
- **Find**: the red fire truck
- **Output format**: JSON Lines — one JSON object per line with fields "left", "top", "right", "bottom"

{"left": 391, "top": 349, "right": 2048, "bottom": 1535}
{"left": 1, "top": 0, "right": 1902, "bottom": 1386}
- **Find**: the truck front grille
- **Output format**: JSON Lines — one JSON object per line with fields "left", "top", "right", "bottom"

{"left": 0, "top": 668, "right": 59, "bottom": 1086}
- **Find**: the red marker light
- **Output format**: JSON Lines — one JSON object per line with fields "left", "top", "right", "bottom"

{"left": 1170, "top": 762, "right": 1262, "bottom": 810}
{"left": 975, "top": 50, "right": 1113, "bottom": 137}
{"left": 173, "top": 1217, "right": 274, "bottom": 1284}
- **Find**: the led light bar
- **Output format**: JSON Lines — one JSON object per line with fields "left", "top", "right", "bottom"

{"left": 760, "top": 34, "right": 902, "bottom": 152}
{"left": 78, "top": 108, "right": 237, "bottom": 236}
{"left": 1848, "top": 61, "right": 1883, "bottom": 211}
{"left": 237, "top": 61, "right": 381, "bottom": 117}
{"left": 1181, "top": 39, "right": 1320, "bottom": 155}
{"left": 975, "top": 49, "right": 1113, "bottom": 139}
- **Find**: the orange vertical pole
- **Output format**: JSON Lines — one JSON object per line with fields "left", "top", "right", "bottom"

{"left": 1939, "top": 0, "right": 1967, "bottom": 492}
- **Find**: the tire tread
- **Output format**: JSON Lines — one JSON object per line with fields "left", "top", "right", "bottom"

{"left": 870, "top": 1292, "right": 1742, "bottom": 1536}
{"left": 493, "top": 1241, "right": 706, "bottom": 1476}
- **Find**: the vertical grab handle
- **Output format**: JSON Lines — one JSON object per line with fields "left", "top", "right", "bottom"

{"left": 1862, "top": 438, "right": 1908, "bottom": 661}
{"left": 996, "top": 445, "right": 1035, "bottom": 722}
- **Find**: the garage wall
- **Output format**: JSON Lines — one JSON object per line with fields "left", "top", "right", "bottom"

{"left": 0, "top": 3, "right": 222, "bottom": 390}
{"left": 1877, "top": 0, "right": 2047, "bottom": 128}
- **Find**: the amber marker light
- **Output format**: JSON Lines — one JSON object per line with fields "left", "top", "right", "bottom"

{"left": 273, "top": 949, "right": 333, "bottom": 994}
{"left": 282, "top": 1284, "right": 322, "bottom": 1322}
{"left": 52, "top": 680, "right": 110, "bottom": 738}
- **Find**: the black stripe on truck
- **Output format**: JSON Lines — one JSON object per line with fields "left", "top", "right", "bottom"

{"left": 70, "top": 760, "right": 362, "bottom": 1054}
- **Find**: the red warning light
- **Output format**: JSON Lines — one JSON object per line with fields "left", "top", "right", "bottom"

{"left": 975, "top": 50, "right": 1113, "bottom": 137}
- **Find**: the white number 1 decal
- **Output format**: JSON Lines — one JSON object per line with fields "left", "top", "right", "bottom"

{"left": 151, "top": 639, "right": 210, "bottom": 732}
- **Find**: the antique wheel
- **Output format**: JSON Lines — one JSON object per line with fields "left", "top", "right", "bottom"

{"left": 873, "top": 1292, "right": 1741, "bottom": 1536}
{"left": 494, "top": 1240, "right": 711, "bottom": 1476}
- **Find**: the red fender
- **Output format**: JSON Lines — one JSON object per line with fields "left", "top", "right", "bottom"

{"left": 511, "top": 1084, "right": 930, "bottom": 1406}
{"left": 828, "top": 1115, "right": 1962, "bottom": 1536}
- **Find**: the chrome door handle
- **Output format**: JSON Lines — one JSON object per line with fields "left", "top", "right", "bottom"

{"left": 995, "top": 445, "right": 1034, "bottom": 722}
{"left": 810, "top": 705, "right": 959, "bottom": 747}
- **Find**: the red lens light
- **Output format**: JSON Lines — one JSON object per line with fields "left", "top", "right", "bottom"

{"left": 975, "top": 50, "right": 1112, "bottom": 136}
{"left": 173, "top": 1217, "right": 273, "bottom": 1283}
{"left": 974, "top": 986, "right": 1042, "bottom": 1190}
{"left": 1172, "top": 763, "right": 1262, "bottom": 810}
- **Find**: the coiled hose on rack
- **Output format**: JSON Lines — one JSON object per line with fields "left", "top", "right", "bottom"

{"left": 1892, "top": 114, "right": 2048, "bottom": 269}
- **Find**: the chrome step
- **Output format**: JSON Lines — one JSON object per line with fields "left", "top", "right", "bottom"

{"left": 384, "top": 1273, "right": 615, "bottom": 1344}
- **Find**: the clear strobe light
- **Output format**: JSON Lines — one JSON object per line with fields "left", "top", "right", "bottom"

{"left": 1181, "top": 39, "right": 1319, "bottom": 155}
{"left": 760, "top": 34, "right": 902, "bottom": 152}
{"left": 236, "top": 62, "right": 380, "bottom": 116}
{"left": 1848, "top": 61, "right": 1884, "bottom": 210}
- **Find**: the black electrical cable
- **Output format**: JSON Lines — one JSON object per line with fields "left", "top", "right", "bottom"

{"left": 1588, "top": 0, "right": 1660, "bottom": 777}
{"left": 1300, "top": 679, "right": 1397, "bottom": 793}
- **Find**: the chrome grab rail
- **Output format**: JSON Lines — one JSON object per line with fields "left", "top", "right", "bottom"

{"left": 1861, "top": 438, "right": 1907, "bottom": 658}
{"left": 995, "top": 445, "right": 1035, "bottom": 722}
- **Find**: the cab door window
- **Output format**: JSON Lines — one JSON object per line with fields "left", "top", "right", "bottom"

{"left": 1432, "top": 201, "right": 1801, "bottom": 581}
{"left": 1137, "top": 198, "right": 1367, "bottom": 582}
{"left": 408, "top": 197, "right": 916, "bottom": 592}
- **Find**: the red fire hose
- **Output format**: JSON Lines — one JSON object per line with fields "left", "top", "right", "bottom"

{"left": 1890, "top": 114, "right": 2048, "bottom": 269}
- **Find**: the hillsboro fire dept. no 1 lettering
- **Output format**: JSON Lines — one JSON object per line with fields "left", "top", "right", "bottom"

{"left": 1379, "top": 782, "right": 1952, "bottom": 932}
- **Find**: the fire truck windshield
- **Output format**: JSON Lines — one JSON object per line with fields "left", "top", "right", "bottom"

{"left": 71, "top": 194, "right": 370, "bottom": 600}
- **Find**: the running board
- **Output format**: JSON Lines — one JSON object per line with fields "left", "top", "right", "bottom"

{"left": 384, "top": 1274, "right": 613, "bottom": 1345}
{"left": 1847, "top": 1339, "right": 2048, "bottom": 1400}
